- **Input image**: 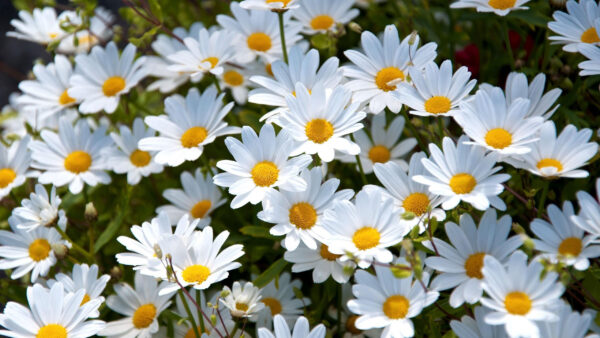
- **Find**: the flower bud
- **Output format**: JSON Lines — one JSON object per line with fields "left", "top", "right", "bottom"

{"left": 52, "top": 243, "right": 68, "bottom": 260}
{"left": 84, "top": 202, "right": 98, "bottom": 223}
{"left": 348, "top": 22, "right": 362, "bottom": 34}
{"left": 391, "top": 264, "right": 412, "bottom": 279}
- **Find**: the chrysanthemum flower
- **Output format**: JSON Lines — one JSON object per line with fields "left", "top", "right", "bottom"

{"left": 548, "top": 0, "right": 600, "bottom": 52}
{"left": 7, "top": 7, "right": 67, "bottom": 45}
{"left": 258, "top": 315, "right": 326, "bottom": 338}
{"left": 284, "top": 242, "right": 356, "bottom": 283}
{"left": 220, "top": 281, "right": 265, "bottom": 319}
{"left": 450, "top": 0, "right": 531, "bottom": 16}
{"left": 9, "top": 183, "right": 67, "bottom": 232}
{"left": 578, "top": 44, "right": 600, "bottom": 76}
{"left": 0, "top": 135, "right": 33, "bottom": 199}
{"left": 291, "top": 0, "right": 359, "bottom": 35}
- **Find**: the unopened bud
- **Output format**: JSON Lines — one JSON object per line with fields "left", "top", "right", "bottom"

{"left": 84, "top": 202, "right": 97, "bottom": 222}
{"left": 401, "top": 239, "right": 414, "bottom": 254}
{"left": 401, "top": 211, "right": 416, "bottom": 220}
{"left": 52, "top": 243, "right": 68, "bottom": 259}
{"left": 220, "top": 289, "right": 231, "bottom": 298}
{"left": 110, "top": 266, "right": 122, "bottom": 280}
{"left": 408, "top": 31, "right": 418, "bottom": 45}
{"left": 153, "top": 244, "right": 162, "bottom": 259}
{"left": 210, "top": 314, "right": 218, "bottom": 326}
{"left": 390, "top": 264, "right": 412, "bottom": 279}
{"left": 348, "top": 22, "right": 362, "bottom": 33}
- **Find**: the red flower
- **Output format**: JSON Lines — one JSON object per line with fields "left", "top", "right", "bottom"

{"left": 455, "top": 44, "right": 480, "bottom": 78}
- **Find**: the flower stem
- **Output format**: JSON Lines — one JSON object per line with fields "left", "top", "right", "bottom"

{"left": 502, "top": 20, "right": 515, "bottom": 68}
{"left": 401, "top": 109, "right": 429, "bottom": 154}
{"left": 179, "top": 290, "right": 202, "bottom": 338}
{"left": 349, "top": 134, "right": 368, "bottom": 185}
{"left": 213, "top": 75, "right": 222, "bottom": 94}
{"left": 537, "top": 180, "right": 550, "bottom": 218}
{"left": 276, "top": 11, "right": 289, "bottom": 63}
{"left": 55, "top": 225, "right": 95, "bottom": 262}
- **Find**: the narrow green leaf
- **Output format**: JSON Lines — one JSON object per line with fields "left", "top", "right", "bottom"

{"left": 253, "top": 258, "right": 288, "bottom": 288}
{"left": 239, "top": 225, "right": 275, "bottom": 239}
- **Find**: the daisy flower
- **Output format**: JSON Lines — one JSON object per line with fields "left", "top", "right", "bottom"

{"left": 157, "top": 168, "right": 225, "bottom": 225}
{"left": 239, "top": 0, "right": 301, "bottom": 11}
{"left": 258, "top": 315, "right": 326, "bottom": 338}
{"left": 291, "top": 0, "right": 359, "bottom": 35}
{"left": 396, "top": 60, "right": 476, "bottom": 117}
{"left": 220, "top": 281, "right": 265, "bottom": 319}
{"left": 69, "top": 42, "right": 146, "bottom": 113}
{"left": 572, "top": 178, "right": 600, "bottom": 236}
{"left": 505, "top": 121, "right": 598, "bottom": 179}
{"left": 29, "top": 117, "right": 112, "bottom": 194}
{"left": 480, "top": 251, "right": 564, "bottom": 338}
{"left": 217, "top": 2, "right": 303, "bottom": 63}
{"left": 531, "top": 202, "right": 600, "bottom": 270}
{"left": 413, "top": 136, "right": 511, "bottom": 211}
{"left": 56, "top": 8, "right": 115, "bottom": 54}
{"left": 174, "top": 289, "right": 237, "bottom": 337}
{"left": 343, "top": 25, "right": 438, "bottom": 114}
{"left": 108, "top": 118, "right": 164, "bottom": 185}
{"left": 219, "top": 64, "right": 261, "bottom": 104}
{"left": 548, "top": 0, "right": 600, "bottom": 52}
{"left": 424, "top": 209, "right": 523, "bottom": 308}
{"left": 454, "top": 88, "right": 544, "bottom": 157}
{"left": 100, "top": 272, "right": 175, "bottom": 337}
{"left": 450, "top": 0, "right": 531, "bottom": 16}
{"left": 16, "top": 54, "right": 78, "bottom": 121}
{"left": 7, "top": 7, "right": 66, "bottom": 45}
{"left": 315, "top": 187, "right": 410, "bottom": 268}
{"left": 347, "top": 257, "right": 439, "bottom": 338}
{"left": 450, "top": 306, "right": 509, "bottom": 338}
{"left": 284, "top": 242, "right": 356, "bottom": 283}
{"left": 373, "top": 152, "right": 446, "bottom": 234}
{"left": 139, "top": 87, "right": 239, "bottom": 167}
{"left": 340, "top": 114, "right": 417, "bottom": 173}
{"left": 9, "top": 183, "right": 67, "bottom": 232}
{"left": 539, "top": 301, "right": 593, "bottom": 338}
{"left": 578, "top": 44, "right": 600, "bottom": 76}
{"left": 280, "top": 83, "right": 365, "bottom": 162}
{"left": 0, "top": 135, "right": 33, "bottom": 199}
{"left": 214, "top": 123, "right": 312, "bottom": 209}
{"left": 328, "top": 284, "right": 382, "bottom": 337}
{"left": 0, "top": 282, "right": 105, "bottom": 337}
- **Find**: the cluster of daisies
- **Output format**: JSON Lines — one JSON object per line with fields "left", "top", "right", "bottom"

{"left": 1, "top": 0, "right": 600, "bottom": 337}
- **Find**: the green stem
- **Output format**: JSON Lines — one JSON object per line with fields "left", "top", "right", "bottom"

{"left": 502, "top": 20, "right": 515, "bottom": 68}
{"left": 537, "top": 180, "right": 550, "bottom": 218}
{"left": 55, "top": 226, "right": 95, "bottom": 262}
{"left": 436, "top": 117, "right": 445, "bottom": 141}
{"left": 213, "top": 75, "right": 222, "bottom": 94}
{"left": 195, "top": 290, "right": 206, "bottom": 334}
{"left": 277, "top": 11, "right": 289, "bottom": 63}
{"left": 230, "top": 321, "right": 240, "bottom": 337}
{"left": 349, "top": 134, "right": 368, "bottom": 185}
{"left": 401, "top": 109, "right": 429, "bottom": 154}
{"left": 179, "top": 290, "right": 202, "bottom": 338}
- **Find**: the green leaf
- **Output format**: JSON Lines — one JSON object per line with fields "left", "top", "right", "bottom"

{"left": 94, "top": 186, "right": 132, "bottom": 253}
{"left": 310, "top": 34, "right": 330, "bottom": 50}
{"left": 239, "top": 225, "right": 274, "bottom": 239}
{"left": 148, "top": 0, "right": 163, "bottom": 23}
{"left": 253, "top": 258, "right": 288, "bottom": 288}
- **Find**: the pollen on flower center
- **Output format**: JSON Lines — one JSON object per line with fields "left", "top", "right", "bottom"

{"left": 251, "top": 161, "right": 279, "bottom": 187}
{"left": 485, "top": 128, "right": 512, "bottom": 149}
{"left": 320, "top": 244, "right": 341, "bottom": 261}
{"left": 262, "top": 297, "right": 282, "bottom": 315}
{"left": 464, "top": 252, "right": 486, "bottom": 279}
{"left": 37, "top": 324, "right": 67, "bottom": 338}
{"left": 202, "top": 57, "right": 219, "bottom": 69}
{"left": 102, "top": 76, "right": 126, "bottom": 96}
{"left": 129, "top": 149, "right": 151, "bottom": 167}
{"left": 368, "top": 145, "right": 391, "bottom": 164}
{"left": 223, "top": 70, "right": 244, "bottom": 86}
{"left": 64, "top": 150, "right": 92, "bottom": 174}
{"left": 449, "top": 173, "right": 477, "bottom": 194}
{"left": 236, "top": 302, "right": 249, "bottom": 311}
{"left": 346, "top": 315, "right": 362, "bottom": 334}
{"left": 181, "top": 264, "right": 211, "bottom": 284}
{"left": 58, "top": 89, "right": 76, "bottom": 106}
{"left": 402, "top": 192, "right": 430, "bottom": 216}
{"left": 558, "top": 237, "right": 582, "bottom": 257}
{"left": 504, "top": 291, "right": 531, "bottom": 315}
{"left": 80, "top": 293, "right": 91, "bottom": 306}
{"left": 29, "top": 239, "right": 51, "bottom": 262}
{"left": 0, "top": 168, "right": 17, "bottom": 188}
{"left": 305, "top": 118, "right": 334, "bottom": 144}
{"left": 536, "top": 158, "right": 563, "bottom": 173}
{"left": 424, "top": 96, "right": 452, "bottom": 114}
{"left": 488, "top": 0, "right": 516, "bottom": 10}
{"left": 581, "top": 27, "right": 600, "bottom": 43}
{"left": 289, "top": 202, "right": 317, "bottom": 230}
{"left": 247, "top": 32, "right": 272, "bottom": 52}
{"left": 382, "top": 295, "right": 410, "bottom": 319}
{"left": 180, "top": 126, "right": 208, "bottom": 148}
{"left": 352, "top": 226, "right": 381, "bottom": 250}
{"left": 375, "top": 67, "right": 405, "bottom": 91}
{"left": 191, "top": 200, "right": 212, "bottom": 219}
{"left": 310, "top": 15, "right": 335, "bottom": 30}
{"left": 132, "top": 303, "right": 157, "bottom": 329}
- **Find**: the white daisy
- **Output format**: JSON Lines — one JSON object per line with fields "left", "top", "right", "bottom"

{"left": 539, "top": 301, "right": 593, "bottom": 338}
{"left": 578, "top": 44, "right": 600, "bottom": 76}
{"left": 220, "top": 281, "right": 265, "bottom": 319}
{"left": 450, "top": 0, "right": 530, "bottom": 16}
{"left": 29, "top": 117, "right": 112, "bottom": 194}
{"left": 100, "top": 271, "right": 175, "bottom": 337}
{"left": 0, "top": 135, "right": 33, "bottom": 199}
{"left": 548, "top": 0, "right": 600, "bottom": 52}
{"left": 572, "top": 178, "right": 600, "bottom": 236}
{"left": 69, "top": 42, "right": 146, "bottom": 113}
{"left": 396, "top": 60, "right": 476, "bottom": 117}
{"left": 139, "top": 87, "right": 239, "bottom": 167}
{"left": 284, "top": 241, "right": 356, "bottom": 283}
{"left": 157, "top": 168, "right": 225, "bottom": 226}
{"left": 424, "top": 209, "right": 523, "bottom": 308}
{"left": 0, "top": 282, "right": 105, "bottom": 337}
{"left": 173, "top": 289, "right": 237, "bottom": 338}
{"left": 450, "top": 306, "right": 509, "bottom": 338}
{"left": 328, "top": 284, "right": 383, "bottom": 338}
{"left": 413, "top": 136, "right": 511, "bottom": 211}
{"left": 56, "top": 7, "right": 115, "bottom": 54}
{"left": 480, "top": 251, "right": 564, "bottom": 338}
{"left": 505, "top": 121, "right": 598, "bottom": 179}
{"left": 9, "top": 183, "right": 67, "bottom": 232}
{"left": 219, "top": 64, "right": 261, "bottom": 104}
{"left": 258, "top": 315, "right": 326, "bottom": 338}
{"left": 214, "top": 123, "right": 312, "bottom": 209}
{"left": 291, "top": 0, "right": 359, "bottom": 35}
{"left": 239, "top": 0, "right": 301, "bottom": 11}
{"left": 314, "top": 187, "right": 410, "bottom": 268}
{"left": 7, "top": 7, "right": 67, "bottom": 45}
{"left": 343, "top": 25, "right": 438, "bottom": 114}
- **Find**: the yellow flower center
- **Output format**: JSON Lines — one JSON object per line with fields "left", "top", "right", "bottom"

{"left": 181, "top": 264, "right": 211, "bottom": 284}
{"left": 449, "top": 173, "right": 477, "bottom": 194}
{"left": 129, "top": 149, "right": 151, "bottom": 167}
{"left": 132, "top": 304, "right": 157, "bottom": 329}
{"left": 320, "top": 244, "right": 341, "bottom": 261}
{"left": 185, "top": 327, "right": 208, "bottom": 338}
{"left": 504, "top": 291, "right": 531, "bottom": 315}
{"left": 352, "top": 227, "right": 381, "bottom": 250}
{"left": 223, "top": 70, "right": 244, "bottom": 86}
{"left": 202, "top": 57, "right": 219, "bottom": 69}
{"left": 402, "top": 192, "right": 430, "bottom": 217}
{"left": 0, "top": 168, "right": 17, "bottom": 188}
{"left": 536, "top": 158, "right": 563, "bottom": 173}
{"left": 265, "top": 63, "right": 274, "bottom": 76}
{"left": 236, "top": 302, "right": 249, "bottom": 312}
{"left": 190, "top": 200, "right": 212, "bottom": 219}
{"left": 310, "top": 15, "right": 335, "bottom": 30}
{"left": 266, "top": 0, "right": 292, "bottom": 5}
{"left": 305, "top": 118, "right": 334, "bottom": 144}
{"left": 251, "top": 161, "right": 279, "bottom": 187}
{"left": 382, "top": 295, "right": 410, "bottom": 319}
{"left": 180, "top": 126, "right": 208, "bottom": 148}
{"left": 464, "top": 252, "right": 486, "bottom": 279}
{"left": 36, "top": 324, "right": 67, "bottom": 338}
{"left": 375, "top": 67, "right": 405, "bottom": 91}
{"left": 262, "top": 297, "right": 282, "bottom": 315}
{"left": 64, "top": 150, "right": 92, "bottom": 174}
{"left": 346, "top": 315, "right": 362, "bottom": 334}
{"left": 424, "top": 96, "right": 452, "bottom": 115}
{"left": 48, "top": 33, "right": 58, "bottom": 39}
{"left": 78, "top": 34, "right": 97, "bottom": 45}
{"left": 80, "top": 293, "right": 91, "bottom": 306}
{"left": 558, "top": 237, "right": 583, "bottom": 257}
{"left": 368, "top": 145, "right": 391, "bottom": 164}
{"left": 102, "top": 76, "right": 126, "bottom": 96}
{"left": 58, "top": 89, "right": 76, "bottom": 106}
{"left": 247, "top": 32, "right": 272, "bottom": 52}
{"left": 29, "top": 238, "right": 51, "bottom": 262}
{"left": 581, "top": 27, "right": 600, "bottom": 43}
{"left": 485, "top": 128, "right": 512, "bottom": 149}
{"left": 289, "top": 202, "right": 317, "bottom": 230}
{"left": 488, "top": 0, "right": 516, "bottom": 10}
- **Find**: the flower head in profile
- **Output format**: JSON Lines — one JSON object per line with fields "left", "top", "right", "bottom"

{"left": 291, "top": 0, "right": 359, "bottom": 35}
{"left": 239, "top": 0, "right": 301, "bottom": 11}
{"left": 450, "top": 0, "right": 531, "bottom": 16}
{"left": 9, "top": 183, "right": 67, "bottom": 232}
{"left": 7, "top": 7, "right": 67, "bottom": 45}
